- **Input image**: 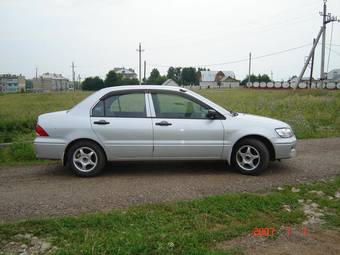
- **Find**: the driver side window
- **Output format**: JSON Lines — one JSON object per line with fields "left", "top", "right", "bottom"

{"left": 151, "top": 93, "right": 209, "bottom": 119}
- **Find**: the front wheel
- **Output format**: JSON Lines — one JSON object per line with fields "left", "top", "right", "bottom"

{"left": 231, "top": 139, "right": 269, "bottom": 175}
{"left": 66, "top": 141, "right": 106, "bottom": 177}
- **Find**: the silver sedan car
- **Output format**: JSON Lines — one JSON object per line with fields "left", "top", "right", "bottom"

{"left": 34, "top": 85, "right": 296, "bottom": 177}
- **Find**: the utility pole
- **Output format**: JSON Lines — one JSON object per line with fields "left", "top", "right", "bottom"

{"left": 248, "top": 52, "right": 252, "bottom": 84}
{"left": 270, "top": 70, "right": 273, "bottom": 81}
{"left": 319, "top": 0, "right": 339, "bottom": 87}
{"left": 143, "top": 60, "right": 146, "bottom": 84}
{"left": 35, "top": 67, "right": 38, "bottom": 79}
{"left": 297, "top": 27, "right": 324, "bottom": 86}
{"left": 71, "top": 62, "right": 76, "bottom": 91}
{"left": 136, "top": 43, "right": 145, "bottom": 85}
{"left": 78, "top": 74, "right": 81, "bottom": 90}
{"left": 297, "top": 0, "right": 339, "bottom": 87}
{"left": 309, "top": 39, "right": 316, "bottom": 89}
{"left": 320, "top": 0, "right": 327, "bottom": 86}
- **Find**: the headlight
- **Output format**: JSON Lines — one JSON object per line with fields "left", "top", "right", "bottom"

{"left": 275, "top": 127, "right": 293, "bottom": 138}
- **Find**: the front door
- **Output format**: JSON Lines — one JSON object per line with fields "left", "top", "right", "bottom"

{"left": 150, "top": 92, "right": 224, "bottom": 159}
{"left": 91, "top": 92, "right": 153, "bottom": 159}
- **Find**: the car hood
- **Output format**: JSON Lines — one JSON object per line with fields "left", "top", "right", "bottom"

{"left": 231, "top": 113, "right": 290, "bottom": 129}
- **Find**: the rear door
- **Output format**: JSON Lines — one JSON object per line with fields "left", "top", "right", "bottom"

{"left": 150, "top": 91, "right": 224, "bottom": 159}
{"left": 90, "top": 91, "right": 153, "bottom": 159}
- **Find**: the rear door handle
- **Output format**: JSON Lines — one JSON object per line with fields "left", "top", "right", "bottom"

{"left": 155, "top": 121, "right": 172, "bottom": 126}
{"left": 93, "top": 120, "right": 110, "bottom": 125}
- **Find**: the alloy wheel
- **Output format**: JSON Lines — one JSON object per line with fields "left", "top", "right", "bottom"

{"left": 72, "top": 147, "right": 98, "bottom": 172}
{"left": 236, "top": 145, "right": 260, "bottom": 171}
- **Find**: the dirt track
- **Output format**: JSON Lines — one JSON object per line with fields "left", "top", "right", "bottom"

{"left": 0, "top": 138, "right": 339, "bottom": 222}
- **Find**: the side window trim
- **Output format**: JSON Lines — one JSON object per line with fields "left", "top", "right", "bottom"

{"left": 149, "top": 91, "right": 225, "bottom": 120}
{"left": 91, "top": 91, "right": 148, "bottom": 118}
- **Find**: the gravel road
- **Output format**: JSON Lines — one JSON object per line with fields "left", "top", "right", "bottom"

{"left": 0, "top": 138, "right": 339, "bottom": 222}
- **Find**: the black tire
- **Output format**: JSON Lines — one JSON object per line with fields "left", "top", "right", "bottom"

{"left": 231, "top": 138, "right": 269, "bottom": 175}
{"left": 66, "top": 140, "right": 106, "bottom": 177}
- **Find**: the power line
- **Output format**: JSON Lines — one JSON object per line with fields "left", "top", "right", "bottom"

{"left": 148, "top": 43, "right": 311, "bottom": 68}
{"left": 326, "top": 46, "right": 340, "bottom": 57}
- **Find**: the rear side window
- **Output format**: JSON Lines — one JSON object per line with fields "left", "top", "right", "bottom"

{"left": 92, "top": 92, "right": 146, "bottom": 118}
{"left": 92, "top": 101, "right": 104, "bottom": 117}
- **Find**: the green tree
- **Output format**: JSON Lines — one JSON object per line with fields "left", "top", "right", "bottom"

{"left": 147, "top": 68, "right": 167, "bottom": 85}
{"left": 104, "top": 70, "right": 119, "bottom": 87}
{"left": 25, "top": 79, "right": 33, "bottom": 90}
{"left": 82, "top": 76, "right": 104, "bottom": 91}
{"left": 241, "top": 74, "right": 272, "bottom": 85}
{"left": 167, "top": 67, "right": 181, "bottom": 84}
{"left": 181, "top": 67, "right": 197, "bottom": 85}
{"left": 259, "top": 74, "right": 271, "bottom": 83}
{"left": 120, "top": 78, "right": 140, "bottom": 85}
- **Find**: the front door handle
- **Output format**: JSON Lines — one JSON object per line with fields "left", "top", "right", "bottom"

{"left": 93, "top": 120, "right": 110, "bottom": 125}
{"left": 155, "top": 121, "right": 172, "bottom": 126}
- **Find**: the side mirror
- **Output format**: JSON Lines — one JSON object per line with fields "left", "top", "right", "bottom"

{"left": 207, "top": 109, "right": 217, "bottom": 119}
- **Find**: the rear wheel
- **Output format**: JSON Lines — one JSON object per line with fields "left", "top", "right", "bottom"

{"left": 67, "top": 141, "right": 106, "bottom": 177}
{"left": 231, "top": 138, "right": 269, "bottom": 175}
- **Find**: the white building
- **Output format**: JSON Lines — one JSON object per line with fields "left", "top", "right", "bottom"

{"left": 327, "top": 69, "right": 340, "bottom": 81}
{"left": 32, "top": 73, "right": 71, "bottom": 92}
{"left": 162, "top": 79, "right": 179, "bottom": 86}
{"left": 199, "top": 71, "right": 239, "bottom": 88}
{"left": 113, "top": 68, "right": 137, "bottom": 79}
{"left": 0, "top": 74, "right": 26, "bottom": 93}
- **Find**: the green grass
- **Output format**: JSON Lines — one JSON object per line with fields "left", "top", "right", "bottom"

{"left": 196, "top": 88, "right": 340, "bottom": 139}
{"left": 1, "top": 177, "right": 339, "bottom": 255}
{"left": 0, "top": 88, "right": 339, "bottom": 165}
{"left": 0, "top": 91, "right": 91, "bottom": 143}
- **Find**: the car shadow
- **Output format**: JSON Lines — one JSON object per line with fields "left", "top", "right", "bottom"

{"left": 89, "top": 161, "right": 287, "bottom": 177}
{"left": 50, "top": 160, "right": 289, "bottom": 178}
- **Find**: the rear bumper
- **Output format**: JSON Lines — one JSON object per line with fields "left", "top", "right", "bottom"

{"left": 274, "top": 137, "right": 297, "bottom": 159}
{"left": 34, "top": 137, "right": 66, "bottom": 160}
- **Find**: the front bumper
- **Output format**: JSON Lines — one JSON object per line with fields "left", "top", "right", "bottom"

{"left": 274, "top": 136, "right": 297, "bottom": 159}
{"left": 34, "top": 137, "right": 66, "bottom": 160}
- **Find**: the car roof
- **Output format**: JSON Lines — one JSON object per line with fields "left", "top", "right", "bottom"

{"left": 69, "top": 85, "right": 230, "bottom": 117}
{"left": 98, "top": 85, "right": 186, "bottom": 94}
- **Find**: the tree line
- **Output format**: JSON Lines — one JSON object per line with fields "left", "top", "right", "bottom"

{"left": 82, "top": 68, "right": 271, "bottom": 91}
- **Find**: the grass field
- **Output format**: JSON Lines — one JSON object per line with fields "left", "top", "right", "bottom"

{"left": 0, "top": 88, "right": 339, "bottom": 165}
{"left": 0, "top": 177, "right": 339, "bottom": 254}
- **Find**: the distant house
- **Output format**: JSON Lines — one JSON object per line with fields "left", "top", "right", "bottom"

{"left": 327, "top": 69, "right": 340, "bottom": 81}
{"left": 288, "top": 76, "right": 315, "bottom": 83}
{"left": 199, "top": 71, "right": 218, "bottom": 88}
{"left": 113, "top": 68, "right": 137, "bottom": 79}
{"left": 221, "top": 76, "right": 240, "bottom": 88}
{"left": 199, "top": 70, "right": 239, "bottom": 88}
{"left": 162, "top": 79, "right": 179, "bottom": 87}
{"left": 0, "top": 74, "right": 26, "bottom": 93}
{"left": 32, "top": 73, "right": 71, "bottom": 92}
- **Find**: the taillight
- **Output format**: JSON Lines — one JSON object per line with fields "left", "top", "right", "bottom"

{"left": 35, "top": 124, "right": 49, "bottom": 137}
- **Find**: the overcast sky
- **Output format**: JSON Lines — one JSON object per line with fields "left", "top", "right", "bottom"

{"left": 1, "top": 0, "right": 339, "bottom": 81}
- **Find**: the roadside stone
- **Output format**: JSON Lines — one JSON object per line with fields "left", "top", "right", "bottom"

{"left": 20, "top": 244, "right": 27, "bottom": 249}
{"left": 41, "top": 241, "right": 52, "bottom": 252}
{"left": 291, "top": 187, "right": 300, "bottom": 193}
{"left": 327, "top": 196, "right": 334, "bottom": 200}
{"left": 310, "top": 202, "right": 319, "bottom": 208}
{"left": 309, "top": 190, "right": 325, "bottom": 196}
{"left": 23, "top": 233, "right": 32, "bottom": 239}
{"left": 14, "top": 234, "right": 25, "bottom": 239}
{"left": 335, "top": 192, "right": 340, "bottom": 199}
{"left": 277, "top": 187, "right": 284, "bottom": 191}
{"left": 298, "top": 199, "right": 304, "bottom": 203}
{"left": 283, "top": 205, "right": 291, "bottom": 212}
